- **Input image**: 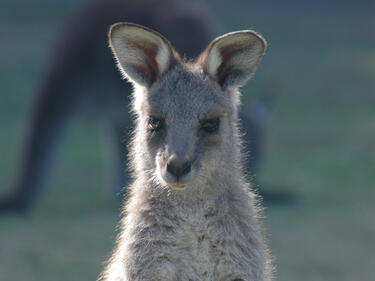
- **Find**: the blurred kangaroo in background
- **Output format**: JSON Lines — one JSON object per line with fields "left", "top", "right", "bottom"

{"left": 101, "top": 22, "right": 271, "bottom": 281}
{"left": 0, "top": 0, "right": 271, "bottom": 214}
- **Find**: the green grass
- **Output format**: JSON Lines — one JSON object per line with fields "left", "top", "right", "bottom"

{"left": 0, "top": 2, "right": 374, "bottom": 281}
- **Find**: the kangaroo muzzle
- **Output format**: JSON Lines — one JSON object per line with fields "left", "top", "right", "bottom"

{"left": 161, "top": 154, "right": 193, "bottom": 188}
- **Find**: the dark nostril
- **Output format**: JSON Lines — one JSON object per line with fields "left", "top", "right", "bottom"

{"left": 166, "top": 159, "right": 191, "bottom": 178}
{"left": 182, "top": 161, "right": 191, "bottom": 176}
{"left": 167, "top": 162, "right": 176, "bottom": 177}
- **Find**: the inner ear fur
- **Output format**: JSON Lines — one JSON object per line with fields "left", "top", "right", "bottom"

{"left": 108, "top": 23, "right": 178, "bottom": 88}
{"left": 198, "top": 30, "right": 267, "bottom": 89}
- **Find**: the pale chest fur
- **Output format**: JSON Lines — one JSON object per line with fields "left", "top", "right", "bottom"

{"left": 118, "top": 188, "right": 265, "bottom": 281}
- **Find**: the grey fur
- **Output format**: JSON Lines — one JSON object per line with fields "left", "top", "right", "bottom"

{"left": 100, "top": 23, "right": 272, "bottom": 281}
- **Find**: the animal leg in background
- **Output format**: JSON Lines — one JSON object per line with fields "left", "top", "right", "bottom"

{"left": 0, "top": 71, "right": 81, "bottom": 213}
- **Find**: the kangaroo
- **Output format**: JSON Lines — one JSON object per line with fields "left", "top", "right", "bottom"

{"left": 100, "top": 23, "right": 271, "bottom": 281}
{"left": 0, "top": 0, "right": 270, "bottom": 214}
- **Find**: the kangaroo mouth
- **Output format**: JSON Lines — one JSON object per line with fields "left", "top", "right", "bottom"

{"left": 172, "top": 182, "right": 185, "bottom": 189}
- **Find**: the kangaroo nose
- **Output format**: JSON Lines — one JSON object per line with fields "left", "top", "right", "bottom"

{"left": 166, "top": 155, "right": 191, "bottom": 179}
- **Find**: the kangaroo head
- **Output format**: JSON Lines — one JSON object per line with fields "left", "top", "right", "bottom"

{"left": 109, "top": 23, "right": 266, "bottom": 190}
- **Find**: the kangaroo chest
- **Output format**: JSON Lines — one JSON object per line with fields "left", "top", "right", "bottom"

{"left": 168, "top": 202, "right": 233, "bottom": 281}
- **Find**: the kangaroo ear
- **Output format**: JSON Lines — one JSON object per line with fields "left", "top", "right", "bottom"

{"left": 198, "top": 30, "right": 266, "bottom": 90}
{"left": 109, "top": 23, "right": 175, "bottom": 88}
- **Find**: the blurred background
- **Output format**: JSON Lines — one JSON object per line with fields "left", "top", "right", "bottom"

{"left": 0, "top": 0, "right": 374, "bottom": 280}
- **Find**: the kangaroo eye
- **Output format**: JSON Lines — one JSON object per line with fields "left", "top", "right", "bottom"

{"left": 201, "top": 118, "right": 220, "bottom": 133}
{"left": 148, "top": 117, "right": 163, "bottom": 132}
